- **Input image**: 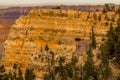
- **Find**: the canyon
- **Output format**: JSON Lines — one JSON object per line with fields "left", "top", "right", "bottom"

{"left": 2, "top": 8, "right": 119, "bottom": 79}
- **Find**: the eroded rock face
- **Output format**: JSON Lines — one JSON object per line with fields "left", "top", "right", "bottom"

{"left": 2, "top": 9, "right": 119, "bottom": 78}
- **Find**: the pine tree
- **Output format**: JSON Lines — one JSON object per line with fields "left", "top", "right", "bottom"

{"left": 8, "top": 72, "right": 14, "bottom": 80}
{"left": 45, "top": 44, "right": 49, "bottom": 52}
{"left": 91, "top": 26, "right": 96, "bottom": 49}
{"left": 98, "top": 15, "right": 101, "bottom": 21}
{"left": 114, "top": 18, "right": 120, "bottom": 65}
{"left": 65, "top": 63, "right": 73, "bottom": 78}
{"left": 105, "top": 4, "right": 110, "bottom": 11}
{"left": 50, "top": 51, "right": 55, "bottom": 66}
{"left": 45, "top": 44, "right": 51, "bottom": 78}
{"left": 0, "top": 65, "right": 6, "bottom": 80}
{"left": 71, "top": 56, "right": 78, "bottom": 80}
{"left": 83, "top": 45, "right": 97, "bottom": 80}
{"left": 115, "top": 39, "right": 120, "bottom": 65}
{"left": 108, "top": 23, "right": 114, "bottom": 37}
{"left": 25, "top": 69, "right": 29, "bottom": 80}
{"left": 25, "top": 68, "right": 36, "bottom": 80}
{"left": 13, "top": 63, "right": 17, "bottom": 70}
{"left": 17, "top": 67, "right": 23, "bottom": 80}
{"left": 55, "top": 56, "right": 67, "bottom": 80}
{"left": 43, "top": 73, "right": 49, "bottom": 80}
{"left": 106, "top": 23, "right": 117, "bottom": 56}
{"left": 13, "top": 64, "right": 17, "bottom": 79}
{"left": 115, "top": 18, "right": 120, "bottom": 37}
{"left": 102, "top": 8, "right": 107, "bottom": 14}
{"left": 99, "top": 44, "right": 111, "bottom": 80}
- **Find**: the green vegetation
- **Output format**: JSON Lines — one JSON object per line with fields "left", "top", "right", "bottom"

{"left": 2, "top": 21, "right": 120, "bottom": 80}
{"left": 18, "top": 67, "right": 23, "bottom": 80}
{"left": 0, "top": 64, "right": 35, "bottom": 80}
{"left": 102, "top": 4, "right": 115, "bottom": 13}
{"left": 91, "top": 26, "right": 96, "bottom": 49}
{"left": 99, "top": 43, "right": 111, "bottom": 80}
{"left": 83, "top": 45, "right": 97, "bottom": 80}
{"left": 115, "top": 39, "right": 120, "bottom": 64}
{"left": 25, "top": 68, "right": 36, "bottom": 80}
{"left": 1, "top": 8, "right": 120, "bottom": 80}
{"left": 0, "top": 20, "right": 120, "bottom": 80}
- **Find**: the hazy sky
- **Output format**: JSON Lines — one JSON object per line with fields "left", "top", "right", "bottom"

{"left": 0, "top": 0, "right": 120, "bottom": 5}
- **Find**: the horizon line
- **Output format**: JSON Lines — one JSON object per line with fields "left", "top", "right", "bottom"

{"left": 0, "top": 3, "right": 119, "bottom": 9}
{"left": 0, "top": 2, "right": 119, "bottom": 6}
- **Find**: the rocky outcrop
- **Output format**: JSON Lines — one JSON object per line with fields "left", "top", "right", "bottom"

{"left": 2, "top": 9, "right": 119, "bottom": 79}
{"left": 0, "top": 5, "right": 118, "bottom": 43}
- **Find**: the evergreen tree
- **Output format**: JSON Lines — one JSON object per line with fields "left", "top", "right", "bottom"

{"left": 115, "top": 18, "right": 120, "bottom": 37}
{"left": 105, "top": 4, "right": 110, "bottom": 11}
{"left": 107, "top": 23, "right": 114, "bottom": 37}
{"left": 54, "top": 56, "right": 67, "bottom": 80}
{"left": 45, "top": 44, "right": 49, "bottom": 52}
{"left": 102, "top": 4, "right": 110, "bottom": 14}
{"left": 91, "top": 26, "right": 96, "bottom": 49}
{"left": 25, "top": 68, "right": 36, "bottom": 80}
{"left": 98, "top": 15, "right": 101, "bottom": 21}
{"left": 43, "top": 73, "right": 49, "bottom": 80}
{"left": 50, "top": 51, "right": 55, "bottom": 66}
{"left": 45, "top": 44, "right": 51, "bottom": 78}
{"left": 0, "top": 65, "right": 5, "bottom": 73}
{"left": 0, "top": 65, "right": 6, "bottom": 80}
{"left": 115, "top": 39, "right": 120, "bottom": 65}
{"left": 114, "top": 18, "right": 120, "bottom": 65}
{"left": 7, "top": 72, "right": 14, "bottom": 80}
{"left": 106, "top": 23, "right": 117, "bottom": 56}
{"left": 17, "top": 67, "right": 23, "bottom": 80}
{"left": 65, "top": 63, "right": 73, "bottom": 78}
{"left": 71, "top": 56, "right": 78, "bottom": 80}
{"left": 49, "top": 70, "right": 55, "bottom": 80}
{"left": 102, "top": 8, "right": 107, "bottom": 14}
{"left": 13, "top": 63, "right": 17, "bottom": 70}
{"left": 83, "top": 45, "right": 97, "bottom": 80}
{"left": 99, "top": 44, "right": 111, "bottom": 80}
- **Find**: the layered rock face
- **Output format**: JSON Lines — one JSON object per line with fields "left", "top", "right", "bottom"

{"left": 2, "top": 9, "right": 119, "bottom": 78}
{"left": 0, "top": 5, "right": 119, "bottom": 59}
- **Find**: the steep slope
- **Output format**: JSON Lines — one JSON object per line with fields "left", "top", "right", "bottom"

{"left": 2, "top": 9, "right": 119, "bottom": 79}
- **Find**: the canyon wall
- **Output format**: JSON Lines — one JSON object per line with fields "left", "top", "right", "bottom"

{"left": 2, "top": 9, "right": 119, "bottom": 79}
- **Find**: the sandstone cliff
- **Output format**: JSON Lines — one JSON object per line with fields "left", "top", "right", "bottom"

{"left": 2, "top": 9, "right": 119, "bottom": 79}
